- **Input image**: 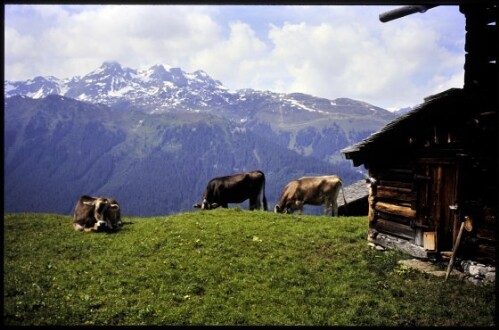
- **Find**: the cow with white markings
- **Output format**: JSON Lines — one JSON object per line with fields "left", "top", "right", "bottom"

{"left": 73, "top": 195, "right": 122, "bottom": 232}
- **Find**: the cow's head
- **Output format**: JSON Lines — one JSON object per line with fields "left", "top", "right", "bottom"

{"left": 274, "top": 204, "right": 289, "bottom": 213}
{"left": 105, "top": 201, "right": 121, "bottom": 229}
{"left": 193, "top": 198, "right": 219, "bottom": 210}
{"left": 274, "top": 204, "right": 292, "bottom": 214}
{"left": 83, "top": 198, "right": 120, "bottom": 231}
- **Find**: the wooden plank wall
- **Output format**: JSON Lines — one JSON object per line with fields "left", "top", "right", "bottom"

{"left": 369, "top": 167, "right": 418, "bottom": 242}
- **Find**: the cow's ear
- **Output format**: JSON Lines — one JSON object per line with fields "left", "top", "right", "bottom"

{"left": 193, "top": 203, "right": 201, "bottom": 208}
{"left": 83, "top": 201, "right": 95, "bottom": 206}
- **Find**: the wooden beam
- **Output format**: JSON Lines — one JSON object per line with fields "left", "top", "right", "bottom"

{"left": 476, "top": 228, "right": 496, "bottom": 243}
{"left": 375, "top": 201, "right": 417, "bottom": 219}
{"left": 376, "top": 211, "right": 412, "bottom": 225}
{"left": 377, "top": 186, "right": 417, "bottom": 202}
{"left": 374, "top": 218, "right": 416, "bottom": 240}
{"left": 378, "top": 180, "right": 413, "bottom": 189}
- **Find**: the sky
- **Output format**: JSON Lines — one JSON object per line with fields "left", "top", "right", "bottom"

{"left": 4, "top": 4, "right": 466, "bottom": 110}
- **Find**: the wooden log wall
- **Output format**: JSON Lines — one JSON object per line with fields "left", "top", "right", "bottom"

{"left": 368, "top": 166, "right": 418, "bottom": 242}
{"left": 459, "top": 5, "right": 497, "bottom": 94}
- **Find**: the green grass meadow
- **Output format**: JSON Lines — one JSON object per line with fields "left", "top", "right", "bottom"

{"left": 3, "top": 209, "right": 496, "bottom": 326}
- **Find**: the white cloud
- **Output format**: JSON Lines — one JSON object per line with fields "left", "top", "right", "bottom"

{"left": 190, "top": 21, "right": 268, "bottom": 85}
{"left": 4, "top": 27, "right": 38, "bottom": 79}
{"left": 5, "top": 5, "right": 221, "bottom": 79}
{"left": 4, "top": 4, "right": 465, "bottom": 110}
{"left": 258, "top": 7, "right": 465, "bottom": 109}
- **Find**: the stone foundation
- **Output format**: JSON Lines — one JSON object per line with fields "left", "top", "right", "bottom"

{"left": 369, "top": 242, "right": 496, "bottom": 286}
{"left": 456, "top": 259, "right": 496, "bottom": 286}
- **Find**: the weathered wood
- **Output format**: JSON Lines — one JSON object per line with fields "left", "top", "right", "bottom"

{"left": 477, "top": 244, "right": 496, "bottom": 256}
{"left": 445, "top": 222, "right": 465, "bottom": 281}
{"left": 476, "top": 228, "right": 496, "bottom": 242}
{"left": 465, "top": 26, "right": 497, "bottom": 60}
{"left": 423, "top": 231, "right": 437, "bottom": 250}
{"left": 374, "top": 218, "right": 416, "bottom": 240}
{"left": 378, "top": 180, "right": 413, "bottom": 189}
{"left": 416, "top": 166, "right": 431, "bottom": 239}
{"left": 414, "top": 174, "right": 431, "bottom": 181}
{"left": 369, "top": 231, "right": 428, "bottom": 259}
{"left": 368, "top": 185, "right": 376, "bottom": 223}
{"left": 376, "top": 211, "right": 411, "bottom": 225}
{"left": 376, "top": 169, "right": 414, "bottom": 182}
{"left": 418, "top": 158, "right": 458, "bottom": 165}
{"left": 377, "top": 185, "right": 417, "bottom": 202}
{"left": 375, "top": 201, "right": 416, "bottom": 219}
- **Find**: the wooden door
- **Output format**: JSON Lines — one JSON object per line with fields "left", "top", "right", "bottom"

{"left": 417, "top": 159, "right": 460, "bottom": 252}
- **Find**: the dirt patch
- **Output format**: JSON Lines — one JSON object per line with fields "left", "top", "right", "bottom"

{"left": 398, "top": 259, "right": 463, "bottom": 279}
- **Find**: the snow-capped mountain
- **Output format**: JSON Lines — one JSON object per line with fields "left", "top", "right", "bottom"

{"left": 4, "top": 61, "right": 398, "bottom": 165}
{"left": 4, "top": 75, "right": 66, "bottom": 99}
{"left": 5, "top": 61, "right": 237, "bottom": 113}
{"left": 4, "top": 61, "right": 395, "bottom": 119}
{"left": 4, "top": 61, "right": 400, "bottom": 215}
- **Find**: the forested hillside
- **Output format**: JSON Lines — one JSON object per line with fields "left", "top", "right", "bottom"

{"left": 4, "top": 62, "right": 398, "bottom": 216}
{"left": 4, "top": 95, "right": 361, "bottom": 216}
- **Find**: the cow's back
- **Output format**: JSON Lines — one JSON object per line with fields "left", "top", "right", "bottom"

{"left": 282, "top": 180, "right": 300, "bottom": 200}
{"left": 73, "top": 195, "right": 94, "bottom": 220}
{"left": 205, "top": 170, "right": 265, "bottom": 204}
{"left": 73, "top": 195, "right": 96, "bottom": 230}
{"left": 296, "top": 176, "right": 341, "bottom": 203}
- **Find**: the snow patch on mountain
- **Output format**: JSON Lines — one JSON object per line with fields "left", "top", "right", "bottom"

{"left": 286, "top": 98, "right": 327, "bottom": 114}
{"left": 4, "top": 61, "right": 395, "bottom": 121}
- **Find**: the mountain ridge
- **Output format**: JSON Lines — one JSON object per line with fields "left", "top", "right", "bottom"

{"left": 4, "top": 95, "right": 361, "bottom": 215}
{"left": 5, "top": 61, "right": 396, "bottom": 118}
{"left": 4, "top": 61, "right": 398, "bottom": 215}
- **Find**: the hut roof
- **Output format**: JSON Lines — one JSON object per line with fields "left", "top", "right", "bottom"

{"left": 338, "top": 179, "right": 369, "bottom": 207}
{"left": 341, "top": 88, "right": 467, "bottom": 167}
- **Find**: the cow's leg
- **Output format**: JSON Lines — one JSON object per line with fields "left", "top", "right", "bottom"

{"left": 332, "top": 200, "right": 339, "bottom": 217}
{"left": 249, "top": 197, "right": 261, "bottom": 210}
{"left": 295, "top": 201, "right": 304, "bottom": 215}
{"left": 324, "top": 200, "right": 331, "bottom": 216}
{"left": 221, "top": 203, "right": 229, "bottom": 208}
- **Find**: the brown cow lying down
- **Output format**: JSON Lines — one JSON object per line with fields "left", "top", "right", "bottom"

{"left": 274, "top": 175, "right": 347, "bottom": 216}
{"left": 73, "top": 195, "right": 122, "bottom": 232}
{"left": 193, "top": 170, "right": 268, "bottom": 210}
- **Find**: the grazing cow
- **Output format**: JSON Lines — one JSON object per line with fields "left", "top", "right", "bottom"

{"left": 73, "top": 195, "right": 122, "bottom": 232}
{"left": 193, "top": 170, "right": 268, "bottom": 211}
{"left": 274, "top": 175, "right": 347, "bottom": 216}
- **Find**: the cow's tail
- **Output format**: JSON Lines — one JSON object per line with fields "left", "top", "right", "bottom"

{"left": 340, "top": 180, "right": 348, "bottom": 216}
{"left": 261, "top": 171, "right": 268, "bottom": 211}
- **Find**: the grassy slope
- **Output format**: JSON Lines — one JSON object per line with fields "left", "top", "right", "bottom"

{"left": 3, "top": 210, "right": 495, "bottom": 326}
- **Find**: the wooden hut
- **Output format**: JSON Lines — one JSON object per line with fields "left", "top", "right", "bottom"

{"left": 341, "top": 4, "right": 497, "bottom": 264}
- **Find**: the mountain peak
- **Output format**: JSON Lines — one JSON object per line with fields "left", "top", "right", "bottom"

{"left": 101, "top": 61, "right": 122, "bottom": 70}
{"left": 144, "top": 64, "right": 169, "bottom": 80}
{"left": 4, "top": 62, "right": 395, "bottom": 121}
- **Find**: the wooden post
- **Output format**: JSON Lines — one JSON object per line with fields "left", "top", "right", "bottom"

{"left": 444, "top": 221, "right": 465, "bottom": 281}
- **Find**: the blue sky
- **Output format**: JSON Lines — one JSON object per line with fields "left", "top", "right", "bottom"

{"left": 4, "top": 4, "right": 465, "bottom": 110}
